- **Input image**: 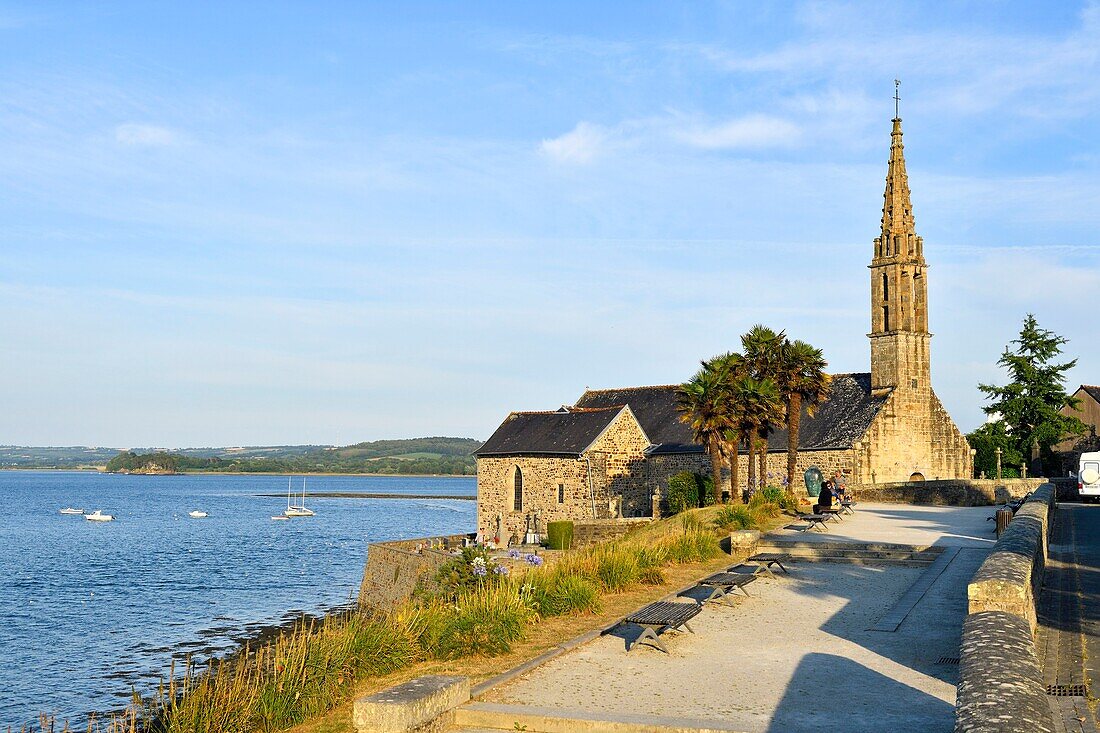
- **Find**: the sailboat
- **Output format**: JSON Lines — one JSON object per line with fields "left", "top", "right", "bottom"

{"left": 285, "top": 476, "right": 315, "bottom": 517}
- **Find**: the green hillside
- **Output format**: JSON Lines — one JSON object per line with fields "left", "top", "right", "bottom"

{"left": 104, "top": 437, "right": 480, "bottom": 475}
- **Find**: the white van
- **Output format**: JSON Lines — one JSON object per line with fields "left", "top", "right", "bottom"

{"left": 1079, "top": 452, "right": 1100, "bottom": 499}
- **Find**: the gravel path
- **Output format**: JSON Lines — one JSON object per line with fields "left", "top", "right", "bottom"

{"left": 484, "top": 558, "right": 977, "bottom": 732}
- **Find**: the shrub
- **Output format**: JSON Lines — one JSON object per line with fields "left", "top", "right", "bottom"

{"left": 714, "top": 505, "right": 756, "bottom": 532}
{"left": 594, "top": 545, "right": 640, "bottom": 591}
{"left": 433, "top": 546, "right": 505, "bottom": 597}
{"left": 530, "top": 572, "right": 602, "bottom": 616}
{"left": 546, "top": 521, "right": 574, "bottom": 550}
{"left": 431, "top": 583, "right": 536, "bottom": 659}
{"left": 664, "top": 528, "right": 722, "bottom": 564}
{"left": 758, "top": 486, "right": 785, "bottom": 505}
{"left": 666, "top": 471, "right": 700, "bottom": 514}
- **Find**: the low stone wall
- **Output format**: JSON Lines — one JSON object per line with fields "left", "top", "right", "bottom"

{"left": 955, "top": 611, "right": 1055, "bottom": 733}
{"left": 572, "top": 518, "right": 650, "bottom": 547}
{"left": 966, "top": 483, "right": 1055, "bottom": 632}
{"left": 852, "top": 478, "right": 1047, "bottom": 506}
{"left": 955, "top": 483, "right": 1057, "bottom": 733}
{"left": 359, "top": 534, "right": 473, "bottom": 612}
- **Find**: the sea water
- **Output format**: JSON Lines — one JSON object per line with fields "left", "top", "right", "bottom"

{"left": 0, "top": 471, "right": 476, "bottom": 728}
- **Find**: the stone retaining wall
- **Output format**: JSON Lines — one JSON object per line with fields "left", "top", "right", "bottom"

{"left": 955, "top": 611, "right": 1055, "bottom": 733}
{"left": 955, "top": 483, "right": 1057, "bottom": 733}
{"left": 359, "top": 534, "right": 473, "bottom": 612}
{"left": 852, "top": 478, "right": 1047, "bottom": 506}
{"left": 572, "top": 518, "right": 650, "bottom": 547}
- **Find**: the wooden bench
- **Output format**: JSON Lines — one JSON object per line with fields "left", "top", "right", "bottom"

{"left": 622, "top": 601, "right": 701, "bottom": 653}
{"left": 792, "top": 514, "right": 829, "bottom": 532}
{"left": 696, "top": 572, "right": 757, "bottom": 607}
{"left": 819, "top": 507, "right": 844, "bottom": 522}
{"left": 744, "top": 553, "right": 791, "bottom": 577}
{"left": 839, "top": 500, "right": 857, "bottom": 516}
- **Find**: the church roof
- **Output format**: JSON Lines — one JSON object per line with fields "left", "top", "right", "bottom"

{"left": 574, "top": 374, "right": 888, "bottom": 455}
{"left": 474, "top": 405, "right": 634, "bottom": 457}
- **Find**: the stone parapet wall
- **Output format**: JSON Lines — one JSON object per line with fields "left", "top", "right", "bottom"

{"left": 955, "top": 611, "right": 1056, "bottom": 733}
{"left": 852, "top": 478, "right": 1047, "bottom": 506}
{"left": 571, "top": 518, "right": 650, "bottom": 548}
{"left": 955, "top": 484, "right": 1057, "bottom": 733}
{"left": 359, "top": 534, "right": 473, "bottom": 612}
{"left": 967, "top": 484, "right": 1055, "bottom": 631}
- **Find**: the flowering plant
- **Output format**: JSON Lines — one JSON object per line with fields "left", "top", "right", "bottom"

{"left": 524, "top": 553, "right": 543, "bottom": 567}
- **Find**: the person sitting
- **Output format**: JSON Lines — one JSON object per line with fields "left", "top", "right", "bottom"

{"left": 813, "top": 480, "right": 835, "bottom": 514}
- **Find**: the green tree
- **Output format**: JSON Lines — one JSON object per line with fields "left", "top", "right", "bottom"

{"left": 978, "top": 314, "right": 1086, "bottom": 475}
{"left": 727, "top": 374, "right": 784, "bottom": 499}
{"left": 771, "top": 339, "right": 831, "bottom": 497}
{"left": 740, "top": 325, "right": 786, "bottom": 490}
{"left": 677, "top": 361, "right": 731, "bottom": 500}
{"left": 967, "top": 420, "right": 1023, "bottom": 478}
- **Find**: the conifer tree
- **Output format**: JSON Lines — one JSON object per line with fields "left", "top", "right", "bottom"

{"left": 978, "top": 314, "right": 1085, "bottom": 474}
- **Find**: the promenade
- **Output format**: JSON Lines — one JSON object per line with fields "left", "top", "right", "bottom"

{"left": 457, "top": 503, "right": 996, "bottom": 733}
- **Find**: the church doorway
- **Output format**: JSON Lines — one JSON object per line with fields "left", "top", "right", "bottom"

{"left": 909, "top": 472, "right": 926, "bottom": 482}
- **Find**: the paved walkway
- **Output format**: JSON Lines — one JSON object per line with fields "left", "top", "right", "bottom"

{"left": 774, "top": 502, "right": 997, "bottom": 548}
{"left": 1039, "top": 503, "right": 1100, "bottom": 733}
{"left": 474, "top": 504, "right": 994, "bottom": 733}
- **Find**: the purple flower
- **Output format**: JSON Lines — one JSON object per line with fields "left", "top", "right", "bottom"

{"left": 472, "top": 564, "right": 488, "bottom": 577}
{"left": 492, "top": 564, "right": 508, "bottom": 575}
{"left": 507, "top": 548, "right": 521, "bottom": 559}
{"left": 524, "top": 554, "right": 543, "bottom": 567}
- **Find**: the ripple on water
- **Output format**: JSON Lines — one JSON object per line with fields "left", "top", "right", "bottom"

{"left": 0, "top": 472, "right": 475, "bottom": 728}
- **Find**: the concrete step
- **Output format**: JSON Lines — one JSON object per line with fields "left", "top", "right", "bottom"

{"left": 453, "top": 701, "right": 750, "bottom": 732}
{"left": 754, "top": 541, "right": 942, "bottom": 566}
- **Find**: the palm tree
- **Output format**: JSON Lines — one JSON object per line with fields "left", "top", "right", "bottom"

{"left": 740, "top": 325, "right": 785, "bottom": 492}
{"left": 728, "top": 375, "right": 784, "bottom": 500}
{"left": 773, "top": 340, "right": 832, "bottom": 496}
{"left": 710, "top": 352, "right": 747, "bottom": 502}
{"left": 677, "top": 361, "right": 730, "bottom": 503}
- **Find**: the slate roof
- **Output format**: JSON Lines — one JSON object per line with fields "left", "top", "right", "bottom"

{"left": 474, "top": 406, "right": 631, "bottom": 457}
{"left": 574, "top": 373, "right": 888, "bottom": 455}
{"left": 1080, "top": 385, "right": 1100, "bottom": 405}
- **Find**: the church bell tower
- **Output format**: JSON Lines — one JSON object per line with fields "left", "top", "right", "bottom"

{"left": 869, "top": 99, "right": 930, "bottom": 394}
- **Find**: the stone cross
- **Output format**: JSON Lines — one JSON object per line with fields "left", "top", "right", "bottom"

{"left": 1021, "top": 464, "right": 1028, "bottom": 479}
{"left": 995, "top": 447, "right": 1003, "bottom": 480}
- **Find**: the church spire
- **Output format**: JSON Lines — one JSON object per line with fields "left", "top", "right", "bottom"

{"left": 869, "top": 93, "right": 930, "bottom": 392}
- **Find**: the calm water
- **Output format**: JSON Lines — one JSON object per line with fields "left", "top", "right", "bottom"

{"left": 0, "top": 471, "right": 476, "bottom": 728}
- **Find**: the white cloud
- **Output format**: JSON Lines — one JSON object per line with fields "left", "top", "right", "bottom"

{"left": 114, "top": 123, "right": 179, "bottom": 147}
{"left": 673, "top": 114, "right": 801, "bottom": 150}
{"left": 539, "top": 121, "right": 608, "bottom": 164}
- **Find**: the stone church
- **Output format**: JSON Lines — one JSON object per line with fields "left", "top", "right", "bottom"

{"left": 475, "top": 114, "right": 973, "bottom": 541}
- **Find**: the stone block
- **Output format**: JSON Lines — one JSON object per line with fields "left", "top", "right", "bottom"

{"left": 353, "top": 675, "right": 470, "bottom": 733}
{"left": 728, "top": 529, "right": 761, "bottom": 554}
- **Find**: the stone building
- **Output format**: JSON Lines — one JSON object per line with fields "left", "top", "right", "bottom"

{"left": 1053, "top": 385, "right": 1100, "bottom": 472}
{"left": 475, "top": 114, "right": 973, "bottom": 539}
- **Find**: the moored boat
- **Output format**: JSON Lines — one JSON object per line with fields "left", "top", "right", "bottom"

{"left": 188, "top": 510, "right": 208, "bottom": 519}
{"left": 85, "top": 510, "right": 115, "bottom": 522}
{"left": 59, "top": 507, "right": 85, "bottom": 515}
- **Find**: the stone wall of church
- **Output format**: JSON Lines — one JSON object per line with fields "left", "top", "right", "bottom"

{"left": 861, "top": 385, "right": 972, "bottom": 483}
{"left": 475, "top": 410, "right": 651, "bottom": 540}
{"left": 645, "top": 447, "right": 859, "bottom": 500}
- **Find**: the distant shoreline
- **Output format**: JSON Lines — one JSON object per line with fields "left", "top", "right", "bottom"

{"left": 0, "top": 468, "right": 474, "bottom": 478}
{"left": 255, "top": 491, "right": 475, "bottom": 500}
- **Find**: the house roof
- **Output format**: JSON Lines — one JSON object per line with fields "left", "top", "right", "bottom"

{"left": 1080, "top": 385, "right": 1100, "bottom": 405}
{"left": 474, "top": 406, "right": 632, "bottom": 457}
{"left": 574, "top": 373, "right": 888, "bottom": 454}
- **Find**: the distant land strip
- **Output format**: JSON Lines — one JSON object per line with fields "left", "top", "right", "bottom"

{"left": 255, "top": 492, "right": 475, "bottom": 500}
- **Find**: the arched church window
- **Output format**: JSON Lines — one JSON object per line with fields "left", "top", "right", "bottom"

{"left": 513, "top": 466, "right": 523, "bottom": 511}
{"left": 882, "top": 273, "right": 889, "bottom": 302}
{"left": 883, "top": 305, "right": 890, "bottom": 331}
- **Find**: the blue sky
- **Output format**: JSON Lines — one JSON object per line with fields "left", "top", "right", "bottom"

{"left": 2, "top": 1, "right": 1099, "bottom": 447}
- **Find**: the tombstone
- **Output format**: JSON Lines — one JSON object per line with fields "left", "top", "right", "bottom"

{"left": 804, "top": 466, "right": 824, "bottom": 498}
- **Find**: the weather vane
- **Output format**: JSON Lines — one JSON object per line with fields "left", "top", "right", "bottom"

{"left": 894, "top": 78, "right": 901, "bottom": 119}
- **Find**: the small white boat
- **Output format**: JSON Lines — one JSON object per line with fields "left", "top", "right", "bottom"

{"left": 283, "top": 476, "right": 315, "bottom": 517}
{"left": 271, "top": 514, "right": 290, "bottom": 521}
{"left": 85, "top": 510, "right": 115, "bottom": 522}
{"left": 59, "top": 507, "right": 85, "bottom": 515}
{"left": 188, "top": 510, "right": 209, "bottom": 519}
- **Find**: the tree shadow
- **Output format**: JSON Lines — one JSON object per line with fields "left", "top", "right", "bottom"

{"left": 765, "top": 653, "right": 955, "bottom": 733}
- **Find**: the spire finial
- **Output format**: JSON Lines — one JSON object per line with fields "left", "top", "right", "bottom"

{"left": 894, "top": 78, "right": 901, "bottom": 119}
